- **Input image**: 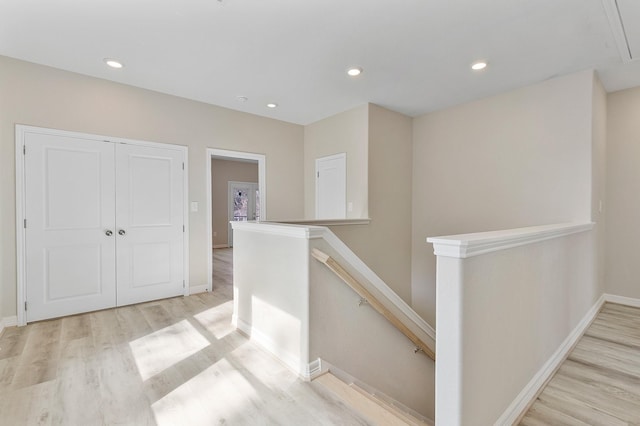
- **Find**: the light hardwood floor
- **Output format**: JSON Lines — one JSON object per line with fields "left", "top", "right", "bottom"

{"left": 0, "top": 248, "right": 369, "bottom": 425}
{"left": 520, "top": 302, "right": 640, "bottom": 425}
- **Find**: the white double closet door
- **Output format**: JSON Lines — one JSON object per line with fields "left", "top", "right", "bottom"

{"left": 23, "top": 130, "right": 185, "bottom": 322}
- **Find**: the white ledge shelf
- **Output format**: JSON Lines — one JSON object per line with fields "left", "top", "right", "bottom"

{"left": 276, "top": 218, "right": 371, "bottom": 226}
{"left": 427, "top": 222, "right": 594, "bottom": 259}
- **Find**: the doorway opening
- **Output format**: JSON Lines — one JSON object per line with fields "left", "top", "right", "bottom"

{"left": 206, "top": 149, "right": 266, "bottom": 293}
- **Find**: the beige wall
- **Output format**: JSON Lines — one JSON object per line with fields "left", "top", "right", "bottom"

{"left": 310, "top": 234, "right": 435, "bottom": 418}
{"left": 329, "top": 104, "right": 413, "bottom": 303}
{"left": 606, "top": 86, "right": 640, "bottom": 298}
{"left": 0, "top": 55, "right": 304, "bottom": 319}
{"left": 412, "top": 71, "right": 595, "bottom": 325}
{"left": 211, "top": 159, "right": 259, "bottom": 247}
{"left": 303, "top": 105, "right": 368, "bottom": 219}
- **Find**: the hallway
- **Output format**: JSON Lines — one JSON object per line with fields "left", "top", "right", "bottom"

{"left": 212, "top": 247, "right": 233, "bottom": 299}
{"left": 0, "top": 249, "right": 369, "bottom": 425}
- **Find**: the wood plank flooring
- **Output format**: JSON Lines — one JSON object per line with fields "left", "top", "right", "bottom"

{"left": 0, "top": 248, "right": 369, "bottom": 425}
{"left": 520, "top": 303, "right": 640, "bottom": 425}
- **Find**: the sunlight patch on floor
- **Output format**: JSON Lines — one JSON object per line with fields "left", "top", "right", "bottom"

{"left": 130, "top": 319, "right": 209, "bottom": 380}
{"left": 193, "top": 300, "right": 235, "bottom": 339}
{"left": 151, "top": 358, "right": 260, "bottom": 425}
{"left": 230, "top": 341, "right": 300, "bottom": 389}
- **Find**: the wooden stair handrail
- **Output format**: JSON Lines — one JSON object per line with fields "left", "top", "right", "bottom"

{"left": 311, "top": 248, "right": 435, "bottom": 361}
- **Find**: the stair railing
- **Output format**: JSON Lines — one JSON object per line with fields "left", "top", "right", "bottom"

{"left": 311, "top": 248, "right": 435, "bottom": 361}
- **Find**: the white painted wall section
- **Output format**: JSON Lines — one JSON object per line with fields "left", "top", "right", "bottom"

{"left": 429, "top": 222, "right": 598, "bottom": 425}
{"left": 231, "top": 222, "right": 320, "bottom": 374}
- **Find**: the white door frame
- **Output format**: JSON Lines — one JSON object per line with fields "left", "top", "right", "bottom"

{"left": 206, "top": 148, "right": 266, "bottom": 293}
{"left": 15, "top": 124, "right": 190, "bottom": 326}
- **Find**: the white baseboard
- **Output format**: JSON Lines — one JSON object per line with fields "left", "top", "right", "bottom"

{"left": 302, "top": 358, "right": 324, "bottom": 381}
{"left": 213, "top": 244, "right": 229, "bottom": 249}
{"left": 233, "top": 316, "right": 304, "bottom": 378}
{"left": 495, "top": 293, "right": 606, "bottom": 425}
{"left": 604, "top": 293, "right": 640, "bottom": 308}
{"left": 188, "top": 284, "right": 210, "bottom": 295}
{"left": 0, "top": 316, "right": 18, "bottom": 336}
{"left": 317, "top": 359, "right": 434, "bottom": 425}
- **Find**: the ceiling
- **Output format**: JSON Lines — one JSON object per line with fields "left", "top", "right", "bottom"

{"left": 1, "top": 0, "right": 639, "bottom": 125}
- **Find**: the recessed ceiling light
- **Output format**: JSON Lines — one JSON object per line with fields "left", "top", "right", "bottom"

{"left": 347, "top": 67, "right": 362, "bottom": 77}
{"left": 266, "top": 103, "right": 278, "bottom": 108}
{"left": 471, "top": 61, "right": 488, "bottom": 71}
{"left": 104, "top": 58, "right": 124, "bottom": 69}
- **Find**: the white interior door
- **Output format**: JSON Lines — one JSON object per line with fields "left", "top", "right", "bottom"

{"left": 227, "top": 181, "right": 258, "bottom": 247}
{"left": 315, "top": 153, "right": 346, "bottom": 219}
{"left": 24, "top": 132, "right": 117, "bottom": 322}
{"left": 115, "top": 143, "right": 185, "bottom": 306}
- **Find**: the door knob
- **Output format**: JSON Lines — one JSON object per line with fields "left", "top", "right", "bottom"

{"left": 105, "top": 230, "right": 113, "bottom": 236}
{"left": 118, "top": 229, "right": 126, "bottom": 236}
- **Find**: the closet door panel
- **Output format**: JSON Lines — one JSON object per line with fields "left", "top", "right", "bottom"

{"left": 115, "top": 143, "right": 185, "bottom": 306}
{"left": 24, "top": 132, "right": 116, "bottom": 322}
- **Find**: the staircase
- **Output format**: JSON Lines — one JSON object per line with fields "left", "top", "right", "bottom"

{"left": 231, "top": 222, "right": 435, "bottom": 421}
{"left": 313, "top": 372, "right": 433, "bottom": 426}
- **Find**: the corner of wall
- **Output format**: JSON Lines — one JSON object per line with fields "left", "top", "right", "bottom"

{"left": 591, "top": 71, "right": 608, "bottom": 296}
{"left": 602, "top": 83, "right": 640, "bottom": 298}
